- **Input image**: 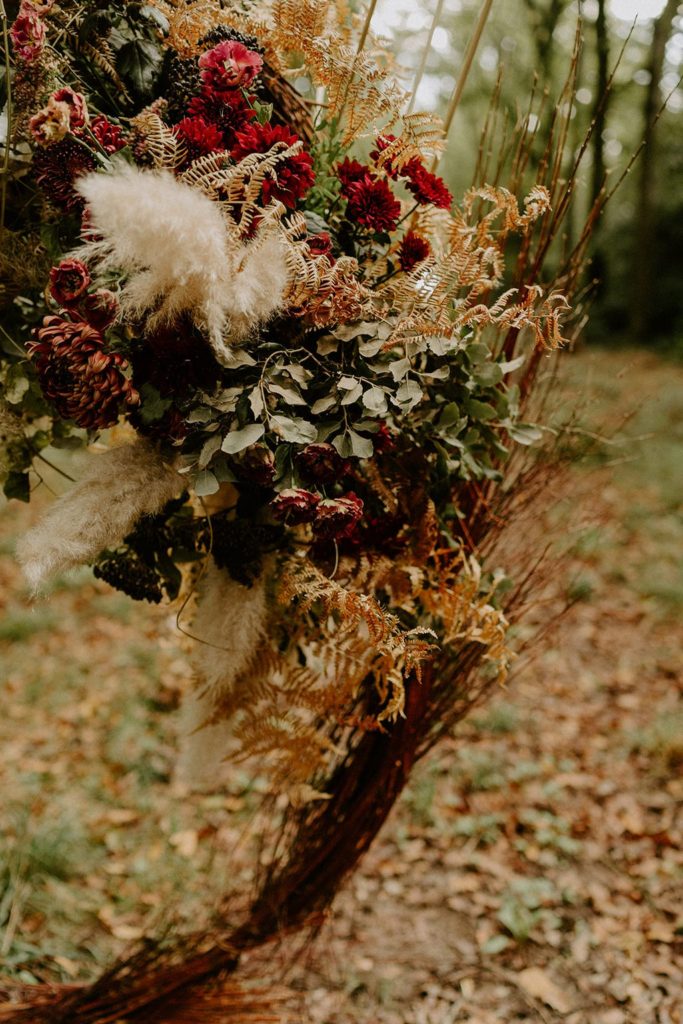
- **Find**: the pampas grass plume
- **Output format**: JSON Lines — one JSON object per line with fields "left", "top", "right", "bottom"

{"left": 76, "top": 167, "right": 290, "bottom": 363}
{"left": 177, "top": 566, "right": 268, "bottom": 787}
{"left": 17, "top": 440, "right": 184, "bottom": 592}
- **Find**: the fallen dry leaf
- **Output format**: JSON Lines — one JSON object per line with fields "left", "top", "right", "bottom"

{"left": 516, "top": 966, "right": 573, "bottom": 1014}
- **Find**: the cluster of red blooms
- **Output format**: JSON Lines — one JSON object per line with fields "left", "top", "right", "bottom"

{"left": 9, "top": 0, "right": 51, "bottom": 62}
{"left": 171, "top": 39, "right": 315, "bottom": 209}
{"left": 273, "top": 486, "right": 364, "bottom": 542}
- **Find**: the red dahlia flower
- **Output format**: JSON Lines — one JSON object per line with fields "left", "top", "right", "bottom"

{"left": 336, "top": 157, "right": 368, "bottom": 189}
{"left": 232, "top": 123, "right": 315, "bottom": 208}
{"left": 188, "top": 89, "right": 256, "bottom": 147}
{"left": 10, "top": 4, "right": 46, "bottom": 62}
{"left": 174, "top": 115, "right": 225, "bottom": 160}
{"left": 272, "top": 488, "right": 320, "bottom": 525}
{"left": 342, "top": 173, "right": 401, "bottom": 233}
{"left": 49, "top": 258, "right": 91, "bottom": 305}
{"left": 199, "top": 40, "right": 263, "bottom": 90}
{"left": 28, "top": 315, "right": 139, "bottom": 429}
{"left": 313, "top": 493, "right": 364, "bottom": 540}
{"left": 398, "top": 230, "right": 430, "bottom": 273}
{"left": 89, "top": 115, "right": 127, "bottom": 154}
{"left": 403, "top": 159, "right": 453, "bottom": 209}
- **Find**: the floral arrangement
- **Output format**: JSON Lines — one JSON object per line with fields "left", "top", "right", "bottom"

{"left": 0, "top": 1, "right": 603, "bottom": 1019}
{"left": 0, "top": 0, "right": 574, "bottom": 793}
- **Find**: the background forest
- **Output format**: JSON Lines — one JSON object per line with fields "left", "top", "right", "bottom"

{"left": 375, "top": 0, "right": 683, "bottom": 356}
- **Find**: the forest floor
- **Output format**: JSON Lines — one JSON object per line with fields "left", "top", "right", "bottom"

{"left": 0, "top": 347, "right": 681, "bottom": 1024}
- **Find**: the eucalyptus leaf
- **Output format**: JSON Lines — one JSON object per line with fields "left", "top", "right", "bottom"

{"left": 271, "top": 415, "right": 317, "bottom": 444}
{"left": 194, "top": 469, "right": 220, "bottom": 497}
{"left": 221, "top": 423, "right": 265, "bottom": 454}
{"left": 507, "top": 422, "right": 543, "bottom": 445}
{"left": 311, "top": 394, "right": 338, "bottom": 415}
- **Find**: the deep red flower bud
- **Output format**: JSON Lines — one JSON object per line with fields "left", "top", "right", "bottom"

{"left": 313, "top": 492, "right": 364, "bottom": 540}
{"left": 80, "top": 289, "right": 119, "bottom": 330}
{"left": 272, "top": 488, "right": 320, "bottom": 525}
{"left": 89, "top": 115, "right": 127, "bottom": 154}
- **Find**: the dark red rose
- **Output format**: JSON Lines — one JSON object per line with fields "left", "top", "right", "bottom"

{"left": 342, "top": 173, "right": 401, "bottom": 233}
{"left": 295, "top": 442, "right": 345, "bottom": 484}
{"left": 237, "top": 444, "right": 276, "bottom": 487}
{"left": 174, "top": 115, "right": 225, "bottom": 160}
{"left": 49, "top": 258, "right": 90, "bottom": 305}
{"left": 403, "top": 159, "right": 453, "bottom": 210}
{"left": 10, "top": 4, "right": 46, "bottom": 62}
{"left": 336, "top": 157, "right": 367, "bottom": 189}
{"left": 33, "top": 137, "right": 96, "bottom": 211}
{"left": 89, "top": 115, "right": 127, "bottom": 154}
{"left": 199, "top": 40, "right": 263, "bottom": 90}
{"left": 28, "top": 314, "right": 139, "bottom": 429}
{"left": 398, "top": 230, "right": 431, "bottom": 273}
{"left": 52, "top": 86, "right": 88, "bottom": 128}
{"left": 307, "top": 232, "right": 333, "bottom": 259}
{"left": 313, "top": 492, "right": 364, "bottom": 540}
{"left": 272, "top": 488, "right": 320, "bottom": 525}
{"left": 232, "top": 122, "right": 315, "bottom": 208}
{"left": 80, "top": 289, "right": 119, "bottom": 330}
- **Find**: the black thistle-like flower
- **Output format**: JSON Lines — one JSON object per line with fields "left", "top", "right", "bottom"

{"left": 28, "top": 314, "right": 139, "bottom": 429}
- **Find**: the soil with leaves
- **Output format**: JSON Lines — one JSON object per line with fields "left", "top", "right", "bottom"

{"left": 1, "top": 348, "right": 681, "bottom": 1023}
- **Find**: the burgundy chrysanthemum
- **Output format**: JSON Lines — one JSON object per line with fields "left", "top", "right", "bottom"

{"left": 89, "top": 115, "right": 127, "bottom": 154}
{"left": 403, "top": 159, "right": 453, "bottom": 210}
{"left": 174, "top": 115, "right": 225, "bottom": 161}
{"left": 10, "top": 4, "right": 45, "bottom": 62}
{"left": 398, "top": 230, "right": 431, "bottom": 273}
{"left": 272, "top": 488, "right": 320, "bottom": 526}
{"left": 313, "top": 492, "right": 364, "bottom": 540}
{"left": 187, "top": 89, "right": 256, "bottom": 148}
{"left": 28, "top": 314, "right": 139, "bottom": 429}
{"left": 336, "top": 157, "right": 367, "bottom": 189}
{"left": 198, "top": 40, "right": 263, "bottom": 90}
{"left": 295, "top": 442, "right": 345, "bottom": 485}
{"left": 49, "top": 258, "right": 90, "bottom": 306}
{"left": 342, "top": 173, "right": 401, "bottom": 233}
{"left": 232, "top": 123, "right": 315, "bottom": 208}
{"left": 33, "top": 137, "right": 96, "bottom": 211}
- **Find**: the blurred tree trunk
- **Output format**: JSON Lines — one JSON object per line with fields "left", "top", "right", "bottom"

{"left": 523, "top": 0, "right": 567, "bottom": 81}
{"left": 588, "top": 0, "right": 610, "bottom": 293}
{"left": 630, "top": 0, "right": 679, "bottom": 341}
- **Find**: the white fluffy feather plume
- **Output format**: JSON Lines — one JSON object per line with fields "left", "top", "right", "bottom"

{"left": 177, "top": 565, "right": 268, "bottom": 788}
{"left": 76, "top": 167, "right": 290, "bottom": 363}
{"left": 17, "top": 440, "right": 184, "bottom": 592}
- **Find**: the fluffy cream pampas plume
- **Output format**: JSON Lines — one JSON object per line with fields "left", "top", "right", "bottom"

{"left": 177, "top": 565, "right": 268, "bottom": 788}
{"left": 17, "top": 440, "right": 184, "bottom": 592}
{"left": 76, "top": 167, "right": 290, "bottom": 364}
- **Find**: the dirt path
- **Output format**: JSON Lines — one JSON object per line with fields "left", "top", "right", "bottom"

{"left": 1, "top": 349, "right": 681, "bottom": 1022}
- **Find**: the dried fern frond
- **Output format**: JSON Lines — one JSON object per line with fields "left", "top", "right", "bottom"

{"left": 130, "top": 109, "right": 188, "bottom": 170}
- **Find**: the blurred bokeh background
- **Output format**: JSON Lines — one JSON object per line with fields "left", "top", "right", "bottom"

{"left": 374, "top": 0, "right": 683, "bottom": 356}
